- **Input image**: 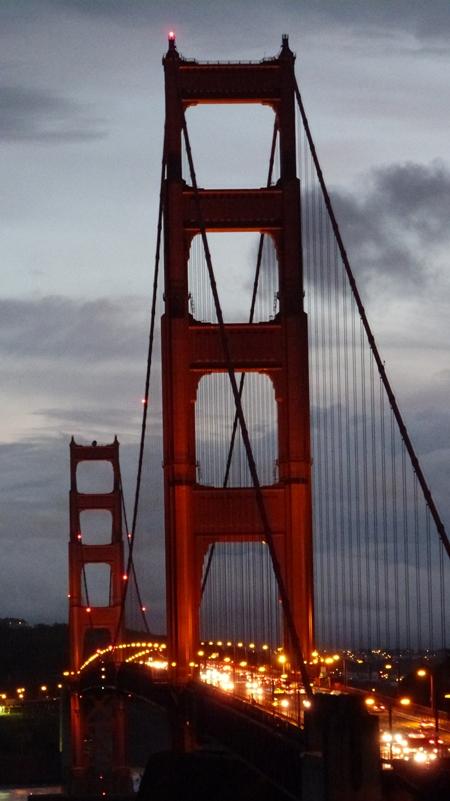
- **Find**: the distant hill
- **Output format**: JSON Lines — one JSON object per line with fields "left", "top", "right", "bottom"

{"left": 0, "top": 620, "right": 68, "bottom": 694}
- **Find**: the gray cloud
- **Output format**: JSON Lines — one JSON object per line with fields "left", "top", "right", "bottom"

{"left": 0, "top": 85, "right": 106, "bottom": 143}
{"left": 0, "top": 433, "right": 165, "bottom": 627}
{"left": 1, "top": 0, "right": 448, "bottom": 635}
{"left": 309, "top": 1, "right": 450, "bottom": 41}
{"left": 41, "top": 0, "right": 450, "bottom": 43}
{"left": 411, "top": 407, "right": 450, "bottom": 458}
{"left": 0, "top": 294, "right": 162, "bottom": 447}
{"left": 40, "top": 406, "right": 142, "bottom": 433}
{"left": 0, "top": 295, "right": 153, "bottom": 361}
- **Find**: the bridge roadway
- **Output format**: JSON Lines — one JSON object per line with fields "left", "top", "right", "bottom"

{"left": 76, "top": 641, "right": 450, "bottom": 771}
{"left": 78, "top": 649, "right": 305, "bottom": 800}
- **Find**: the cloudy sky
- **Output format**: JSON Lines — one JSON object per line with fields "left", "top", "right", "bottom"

{"left": 1, "top": 1, "right": 449, "bottom": 630}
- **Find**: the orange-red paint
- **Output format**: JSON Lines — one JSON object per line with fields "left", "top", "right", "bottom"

{"left": 162, "top": 37, "right": 314, "bottom": 683}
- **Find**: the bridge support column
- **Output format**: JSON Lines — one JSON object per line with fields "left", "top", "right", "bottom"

{"left": 168, "top": 692, "right": 198, "bottom": 755}
{"left": 303, "top": 695, "right": 382, "bottom": 801}
{"left": 68, "top": 691, "right": 86, "bottom": 791}
{"left": 112, "top": 695, "right": 132, "bottom": 793}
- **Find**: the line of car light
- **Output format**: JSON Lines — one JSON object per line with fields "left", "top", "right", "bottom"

{"left": 200, "top": 660, "right": 449, "bottom": 767}
{"left": 364, "top": 694, "right": 449, "bottom": 766}
{"left": 199, "top": 662, "right": 314, "bottom": 718}
{"left": 380, "top": 730, "right": 443, "bottom": 765}
{"left": 200, "top": 667, "right": 235, "bottom": 692}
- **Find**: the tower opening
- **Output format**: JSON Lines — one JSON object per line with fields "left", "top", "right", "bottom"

{"left": 188, "top": 232, "right": 279, "bottom": 324}
{"left": 184, "top": 104, "right": 276, "bottom": 188}
{"left": 195, "top": 372, "right": 278, "bottom": 488}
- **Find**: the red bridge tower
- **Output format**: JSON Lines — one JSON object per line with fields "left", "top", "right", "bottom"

{"left": 162, "top": 36, "right": 314, "bottom": 680}
{"left": 68, "top": 437, "right": 129, "bottom": 794}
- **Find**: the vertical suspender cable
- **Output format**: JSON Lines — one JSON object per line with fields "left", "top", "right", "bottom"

{"left": 380, "top": 380, "right": 390, "bottom": 648}
{"left": 294, "top": 79, "right": 450, "bottom": 562}
{"left": 200, "top": 121, "right": 278, "bottom": 599}
{"left": 361, "top": 321, "right": 372, "bottom": 648}
{"left": 181, "top": 110, "right": 313, "bottom": 698}
{"left": 118, "top": 468, "right": 149, "bottom": 632}
{"left": 413, "top": 476, "right": 422, "bottom": 650}
{"left": 370, "top": 356, "right": 381, "bottom": 645}
{"left": 426, "top": 510, "right": 434, "bottom": 648}
{"left": 439, "top": 543, "right": 446, "bottom": 648}
{"left": 390, "top": 410, "right": 400, "bottom": 648}
{"left": 343, "top": 260, "right": 355, "bottom": 645}
{"left": 328, "top": 221, "right": 338, "bottom": 648}
{"left": 351, "top": 295, "right": 362, "bottom": 646}
{"left": 401, "top": 445, "right": 411, "bottom": 649}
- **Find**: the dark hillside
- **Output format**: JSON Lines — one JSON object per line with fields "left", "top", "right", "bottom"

{"left": 0, "top": 620, "right": 68, "bottom": 693}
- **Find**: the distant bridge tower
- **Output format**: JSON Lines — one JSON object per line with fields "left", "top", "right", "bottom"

{"left": 68, "top": 437, "right": 129, "bottom": 794}
{"left": 162, "top": 35, "right": 313, "bottom": 680}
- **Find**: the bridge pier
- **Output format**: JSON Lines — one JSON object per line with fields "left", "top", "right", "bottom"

{"left": 65, "top": 683, "right": 133, "bottom": 797}
{"left": 167, "top": 689, "right": 198, "bottom": 754}
{"left": 303, "top": 695, "right": 382, "bottom": 801}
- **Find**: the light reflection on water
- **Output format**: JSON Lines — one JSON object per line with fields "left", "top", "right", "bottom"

{"left": 0, "top": 788, "right": 62, "bottom": 801}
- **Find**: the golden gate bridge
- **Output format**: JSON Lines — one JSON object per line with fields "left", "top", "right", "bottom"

{"left": 64, "top": 35, "right": 450, "bottom": 800}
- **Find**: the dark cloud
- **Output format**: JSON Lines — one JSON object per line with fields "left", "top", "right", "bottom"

{"left": 330, "top": 159, "right": 450, "bottom": 292}
{"left": 0, "top": 85, "right": 106, "bottom": 143}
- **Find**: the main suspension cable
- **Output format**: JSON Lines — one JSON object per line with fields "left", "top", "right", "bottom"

{"left": 118, "top": 467, "right": 149, "bottom": 632}
{"left": 113, "top": 135, "right": 167, "bottom": 644}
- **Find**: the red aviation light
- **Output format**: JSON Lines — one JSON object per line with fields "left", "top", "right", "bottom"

{"left": 168, "top": 30, "right": 175, "bottom": 41}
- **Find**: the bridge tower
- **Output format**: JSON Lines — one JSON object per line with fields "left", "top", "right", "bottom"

{"left": 162, "top": 36, "right": 313, "bottom": 680}
{"left": 68, "top": 437, "right": 129, "bottom": 794}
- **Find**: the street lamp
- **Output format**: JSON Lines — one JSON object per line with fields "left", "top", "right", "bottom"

{"left": 416, "top": 668, "right": 438, "bottom": 736}
{"left": 399, "top": 696, "right": 411, "bottom": 710}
